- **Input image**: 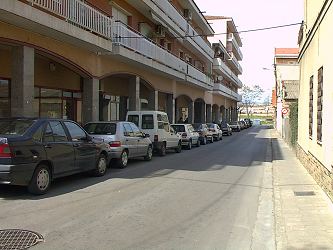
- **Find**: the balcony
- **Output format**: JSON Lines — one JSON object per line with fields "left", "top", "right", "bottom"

{"left": 2, "top": 0, "right": 114, "bottom": 54}
{"left": 186, "top": 24, "right": 214, "bottom": 61}
{"left": 138, "top": 0, "right": 213, "bottom": 61}
{"left": 213, "top": 83, "right": 242, "bottom": 101}
{"left": 112, "top": 22, "right": 213, "bottom": 90}
{"left": 227, "top": 33, "right": 243, "bottom": 61}
{"left": 213, "top": 58, "right": 242, "bottom": 88}
{"left": 227, "top": 54, "right": 243, "bottom": 75}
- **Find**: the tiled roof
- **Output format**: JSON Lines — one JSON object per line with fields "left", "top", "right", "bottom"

{"left": 275, "top": 48, "right": 299, "bottom": 55}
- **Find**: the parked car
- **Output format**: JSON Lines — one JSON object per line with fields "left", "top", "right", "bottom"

{"left": 171, "top": 124, "right": 200, "bottom": 149}
{"left": 84, "top": 121, "right": 152, "bottom": 168}
{"left": 239, "top": 120, "right": 246, "bottom": 130}
{"left": 207, "top": 123, "right": 223, "bottom": 141}
{"left": 243, "top": 118, "right": 253, "bottom": 127}
{"left": 0, "top": 118, "right": 111, "bottom": 195}
{"left": 192, "top": 123, "right": 214, "bottom": 144}
{"left": 220, "top": 122, "right": 232, "bottom": 136}
{"left": 126, "top": 111, "right": 182, "bottom": 156}
{"left": 229, "top": 121, "right": 241, "bottom": 132}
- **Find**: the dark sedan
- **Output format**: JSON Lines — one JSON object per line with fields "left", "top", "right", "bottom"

{"left": 0, "top": 118, "right": 111, "bottom": 195}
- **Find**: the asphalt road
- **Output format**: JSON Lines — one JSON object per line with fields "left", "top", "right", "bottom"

{"left": 0, "top": 126, "right": 274, "bottom": 250}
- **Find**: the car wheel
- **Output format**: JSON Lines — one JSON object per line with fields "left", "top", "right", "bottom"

{"left": 92, "top": 154, "right": 107, "bottom": 176}
{"left": 117, "top": 150, "right": 128, "bottom": 168}
{"left": 28, "top": 164, "right": 51, "bottom": 195}
{"left": 175, "top": 141, "right": 182, "bottom": 153}
{"left": 187, "top": 140, "right": 192, "bottom": 150}
{"left": 159, "top": 143, "right": 166, "bottom": 156}
{"left": 144, "top": 146, "right": 153, "bottom": 161}
{"left": 196, "top": 138, "right": 200, "bottom": 147}
{"left": 202, "top": 137, "right": 207, "bottom": 145}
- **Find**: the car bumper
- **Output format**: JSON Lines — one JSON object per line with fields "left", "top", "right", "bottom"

{"left": 109, "top": 147, "right": 124, "bottom": 159}
{"left": 152, "top": 141, "right": 164, "bottom": 151}
{"left": 0, "top": 163, "right": 36, "bottom": 186}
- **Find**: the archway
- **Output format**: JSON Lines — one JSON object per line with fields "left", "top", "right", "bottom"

{"left": 194, "top": 98, "right": 206, "bottom": 123}
{"left": 175, "top": 95, "right": 193, "bottom": 123}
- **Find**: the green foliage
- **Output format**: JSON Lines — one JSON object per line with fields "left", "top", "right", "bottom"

{"left": 289, "top": 102, "right": 298, "bottom": 146}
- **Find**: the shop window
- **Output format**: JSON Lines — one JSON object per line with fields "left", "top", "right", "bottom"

{"left": 317, "top": 67, "right": 323, "bottom": 143}
{"left": 0, "top": 79, "right": 10, "bottom": 118}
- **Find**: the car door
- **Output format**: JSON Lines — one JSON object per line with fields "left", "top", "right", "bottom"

{"left": 43, "top": 121, "right": 76, "bottom": 177}
{"left": 63, "top": 121, "right": 97, "bottom": 171}
{"left": 130, "top": 123, "right": 147, "bottom": 156}
{"left": 123, "top": 123, "right": 138, "bottom": 157}
{"left": 168, "top": 125, "right": 179, "bottom": 147}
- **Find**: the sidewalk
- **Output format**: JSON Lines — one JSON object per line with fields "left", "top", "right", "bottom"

{"left": 272, "top": 131, "right": 333, "bottom": 249}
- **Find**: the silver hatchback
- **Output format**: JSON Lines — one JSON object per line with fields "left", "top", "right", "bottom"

{"left": 84, "top": 121, "right": 153, "bottom": 168}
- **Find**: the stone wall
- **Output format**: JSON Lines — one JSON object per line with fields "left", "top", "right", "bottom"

{"left": 296, "top": 144, "right": 333, "bottom": 201}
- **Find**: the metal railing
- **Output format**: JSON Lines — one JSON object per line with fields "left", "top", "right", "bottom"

{"left": 213, "top": 58, "right": 242, "bottom": 88}
{"left": 29, "top": 0, "right": 113, "bottom": 39}
{"left": 187, "top": 64, "right": 213, "bottom": 87}
{"left": 113, "top": 21, "right": 187, "bottom": 74}
{"left": 151, "top": 0, "right": 188, "bottom": 32}
{"left": 187, "top": 24, "right": 214, "bottom": 59}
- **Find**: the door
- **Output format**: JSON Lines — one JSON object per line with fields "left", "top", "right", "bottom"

{"left": 63, "top": 121, "right": 96, "bottom": 171}
{"left": 43, "top": 121, "right": 76, "bottom": 177}
{"left": 123, "top": 123, "right": 138, "bottom": 157}
{"left": 130, "top": 123, "right": 147, "bottom": 156}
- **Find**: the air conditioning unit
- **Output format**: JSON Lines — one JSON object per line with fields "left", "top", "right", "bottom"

{"left": 155, "top": 25, "right": 166, "bottom": 37}
{"left": 217, "top": 76, "right": 223, "bottom": 81}
{"left": 184, "top": 9, "right": 192, "bottom": 21}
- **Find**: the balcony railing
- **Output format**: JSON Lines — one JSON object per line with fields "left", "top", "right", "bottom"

{"left": 113, "top": 22, "right": 212, "bottom": 87}
{"left": 187, "top": 24, "right": 214, "bottom": 59}
{"left": 150, "top": 0, "right": 188, "bottom": 32}
{"left": 228, "top": 55, "right": 243, "bottom": 74}
{"left": 213, "top": 58, "right": 242, "bottom": 88}
{"left": 213, "top": 83, "right": 241, "bottom": 101}
{"left": 227, "top": 33, "right": 243, "bottom": 60}
{"left": 29, "top": 0, "right": 113, "bottom": 39}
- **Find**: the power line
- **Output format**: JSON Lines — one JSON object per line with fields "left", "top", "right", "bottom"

{"left": 113, "top": 22, "right": 302, "bottom": 39}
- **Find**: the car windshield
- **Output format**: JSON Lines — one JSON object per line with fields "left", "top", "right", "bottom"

{"left": 0, "top": 119, "right": 34, "bottom": 135}
{"left": 84, "top": 123, "right": 116, "bottom": 135}
{"left": 171, "top": 125, "right": 185, "bottom": 133}
{"left": 192, "top": 123, "right": 202, "bottom": 130}
{"left": 207, "top": 123, "right": 215, "bottom": 128}
{"left": 230, "top": 121, "right": 238, "bottom": 125}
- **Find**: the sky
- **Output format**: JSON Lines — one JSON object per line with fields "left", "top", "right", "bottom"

{"left": 194, "top": 0, "right": 304, "bottom": 102}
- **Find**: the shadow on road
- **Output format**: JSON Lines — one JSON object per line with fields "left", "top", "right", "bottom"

{"left": 0, "top": 125, "right": 284, "bottom": 199}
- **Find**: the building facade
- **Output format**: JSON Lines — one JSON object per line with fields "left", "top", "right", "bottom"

{"left": 273, "top": 48, "right": 299, "bottom": 140}
{"left": 0, "top": 0, "right": 242, "bottom": 125}
{"left": 297, "top": 0, "right": 333, "bottom": 200}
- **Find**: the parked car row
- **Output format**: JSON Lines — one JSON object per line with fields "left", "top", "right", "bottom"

{"left": 229, "top": 118, "right": 253, "bottom": 132}
{"left": 0, "top": 111, "right": 250, "bottom": 195}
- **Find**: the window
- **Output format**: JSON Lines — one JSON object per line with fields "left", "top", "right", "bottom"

{"left": 179, "top": 51, "right": 184, "bottom": 59}
{"left": 309, "top": 76, "right": 313, "bottom": 138}
{"left": 129, "top": 123, "right": 142, "bottom": 137}
{"left": 317, "top": 67, "right": 323, "bottom": 143}
{"left": 32, "top": 124, "right": 45, "bottom": 142}
{"left": 167, "top": 43, "right": 172, "bottom": 51}
{"left": 43, "top": 123, "right": 54, "bottom": 143}
{"left": 128, "top": 115, "right": 139, "bottom": 126}
{"left": 50, "top": 121, "right": 68, "bottom": 142}
{"left": 142, "top": 115, "right": 154, "bottom": 129}
{"left": 84, "top": 123, "right": 116, "bottom": 135}
{"left": 0, "top": 119, "right": 34, "bottom": 135}
{"left": 64, "top": 121, "right": 86, "bottom": 141}
{"left": 123, "top": 123, "right": 133, "bottom": 137}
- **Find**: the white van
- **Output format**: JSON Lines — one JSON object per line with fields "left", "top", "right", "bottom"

{"left": 126, "top": 111, "right": 182, "bottom": 156}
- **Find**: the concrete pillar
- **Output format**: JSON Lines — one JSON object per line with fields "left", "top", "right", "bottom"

{"left": 148, "top": 90, "right": 158, "bottom": 110}
{"left": 206, "top": 104, "right": 212, "bottom": 123}
{"left": 217, "top": 109, "right": 222, "bottom": 123}
{"left": 129, "top": 76, "right": 140, "bottom": 111}
{"left": 83, "top": 78, "right": 99, "bottom": 123}
{"left": 11, "top": 46, "right": 34, "bottom": 117}
{"left": 188, "top": 101, "right": 194, "bottom": 124}
{"left": 166, "top": 94, "right": 174, "bottom": 123}
{"left": 201, "top": 103, "right": 206, "bottom": 123}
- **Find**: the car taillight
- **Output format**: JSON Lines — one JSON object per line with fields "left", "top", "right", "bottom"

{"left": 182, "top": 132, "right": 187, "bottom": 138}
{"left": 0, "top": 139, "right": 12, "bottom": 158}
{"left": 109, "top": 141, "right": 121, "bottom": 147}
{"left": 154, "top": 135, "right": 158, "bottom": 142}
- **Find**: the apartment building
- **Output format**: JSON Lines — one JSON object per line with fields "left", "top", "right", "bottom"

{"left": 274, "top": 48, "right": 299, "bottom": 137}
{"left": 0, "top": 0, "right": 242, "bottom": 125}
{"left": 297, "top": 0, "right": 333, "bottom": 200}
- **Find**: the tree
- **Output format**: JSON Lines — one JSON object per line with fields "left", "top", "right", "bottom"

{"left": 239, "top": 84, "right": 264, "bottom": 118}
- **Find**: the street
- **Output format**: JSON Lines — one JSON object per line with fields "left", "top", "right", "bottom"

{"left": 0, "top": 126, "right": 274, "bottom": 250}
